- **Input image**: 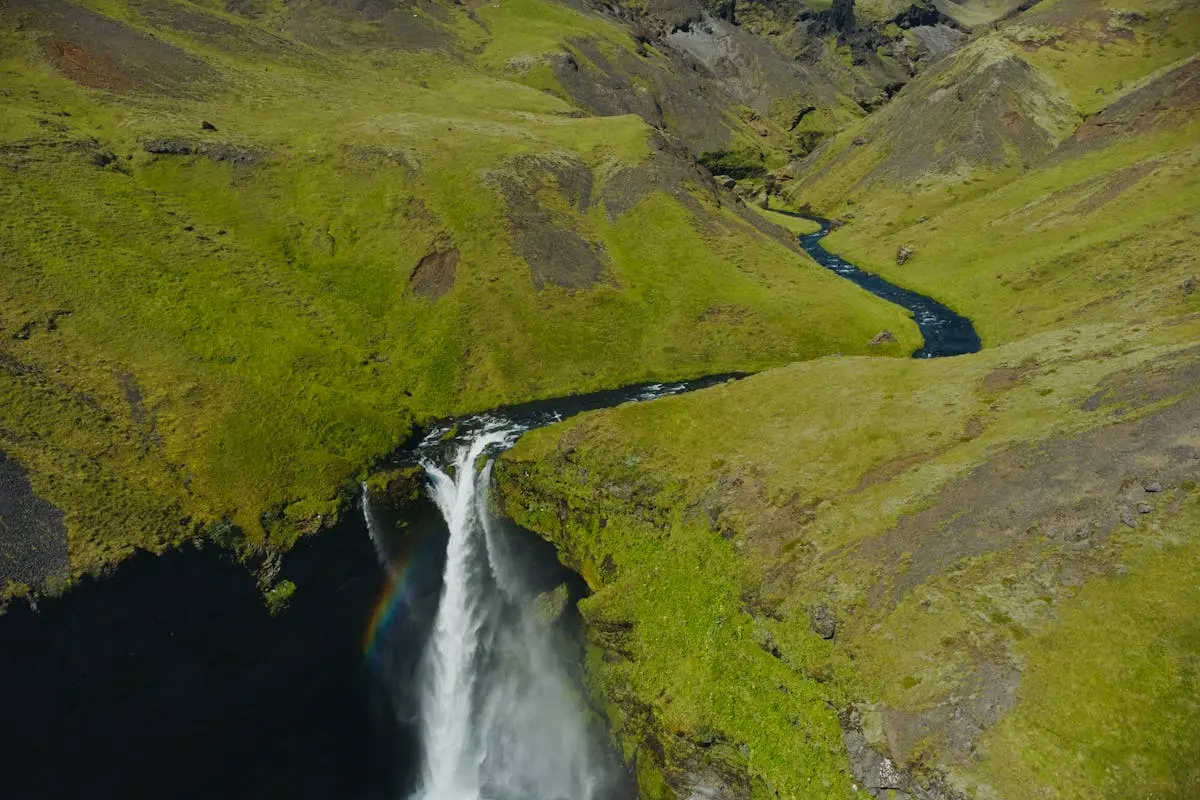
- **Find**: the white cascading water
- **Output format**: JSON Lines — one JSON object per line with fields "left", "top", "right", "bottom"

{"left": 411, "top": 423, "right": 609, "bottom": 800}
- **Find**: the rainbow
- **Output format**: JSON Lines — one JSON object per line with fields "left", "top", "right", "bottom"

{"left": 362, "top": 531, "right": 426, "bottom": 661}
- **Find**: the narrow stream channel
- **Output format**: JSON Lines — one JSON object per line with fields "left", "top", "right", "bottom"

{"left": 788, "top": 213, "right": 982, "bottom": 359}
{"left": 0, "top": 223, "right": 980, "bottom": 799}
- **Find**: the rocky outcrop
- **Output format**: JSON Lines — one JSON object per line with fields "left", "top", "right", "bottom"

{"left": 490, "top": 154, "right": 612, "bottom": 291}
{"left": 785, "top": 38, "right": 1080, "bottom": 201}
{"left": 142, "top": 138, "right": 270, "bottom": 165}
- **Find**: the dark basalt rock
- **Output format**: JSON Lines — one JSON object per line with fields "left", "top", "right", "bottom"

{"left": 810, "top": 603, "right": 837, "bottom": 639}
{"left": 142, "top": 138, "right": 269, "bottom": 165}
{"left": 893, "top": 2, "right": 954, "bottom": 29}
{"left": 143, "top": 137, "right": 195, "bottom": 155}
{"left": 202, "top": 142, "right": 269, "bottom": 166}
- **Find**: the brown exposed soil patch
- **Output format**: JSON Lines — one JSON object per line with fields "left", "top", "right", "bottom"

{"left": 0, "top": 451, "right": 68, "bottom": 592}
{"left": 981, "top": 357, "right": 1038, "bottom": 393}
{"left": 1080, "top": 345, "right": 1200, "bottom": 412}
{"left": 410, "top": 247, "right": 458, "bottom": 299}
{"left": 880, "top": 659, "right": 1020, "bottom": 766}
{"left": 601, "top": 143, "right": 708, "bottom": 221}
{"left": 492, "top": 155, "right": 611, "bottom": 290}
{"left": 130, "top": 0, "right": 301, "bottom": 59}
{"left": 6, "top": 0, "right": 215, "bottom": 97}
{"left": 695, "top": 304, "right": 750, "bottom": 324}
{"left": 284, "top": 0, "right": 451, "bottom": 51}
{"left": 856, "top": 449, "right": 943, "bottom": 491}
{"left": 1069, "top": 157, "right": 1161, "bottom": 216}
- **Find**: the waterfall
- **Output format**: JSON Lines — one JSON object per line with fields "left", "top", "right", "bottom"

{"left": 401, "top": 424, "right": 610, "bottom": 800}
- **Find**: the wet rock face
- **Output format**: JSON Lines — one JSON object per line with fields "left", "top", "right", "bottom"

{"left": 0, "top": 451, "right": 69, "bottom": 592}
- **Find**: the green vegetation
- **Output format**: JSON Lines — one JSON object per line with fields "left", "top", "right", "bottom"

{"left": 783, "top": 0, "right": 1200, "bottom": 347}
{"left": 820, "top": 122, "right": 1199, "bottom": 345}
{"left": 698, "top": 147, "right": 771, "bottom": 179}
{"left": 971, "top": 495, "right": 1200, "bottom": 798}
{"left": 501, "top": 319, "right": 1200, "bottom": 797}
{"left": 494, "top": 1, "right": 1200, "bottom": 793}
{"left": 0, "top": 0, "right": 918, "bottom": 583}
{"left": 748, "top": 206, "right": 822, "bottom": 236}
{"left": 493, "top": 5, "right": 1200, "bottom": 792}
{"left": 3, "top": 0, "right": 1198, "bottom": 795}
{"left": 263, "top": 578, "right": 297, "bottom": 616}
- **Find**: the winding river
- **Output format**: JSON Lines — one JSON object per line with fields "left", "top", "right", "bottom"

{"left": 0, "top": 222, "right": 979, "bottom": 799}
{"left": 790, "top": 214, "right": 981, "bottom": 359}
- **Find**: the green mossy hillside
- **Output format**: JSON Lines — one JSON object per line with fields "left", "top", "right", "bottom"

{"left": 0, "top": 0, "right": 918, "bottom": 586}
{"left": 498, "top": 317, "right": 1200, "bottom": 798}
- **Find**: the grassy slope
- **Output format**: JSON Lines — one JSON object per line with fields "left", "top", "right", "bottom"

{"left": 972, "top": 494, "right": 1200, "bottom": 798}
{"left": 0, "top": 0, "right": 918, "bottom": 587}
{"left": 501, "top": 318, "right": 1200, "bottom": 798}
{"left": 784, "top": 0, "right": 1200, "bottom": 345}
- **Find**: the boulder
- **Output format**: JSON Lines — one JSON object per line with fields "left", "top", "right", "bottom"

{"left": 1120, "top": 509, "right": 1138, "bottom": 529}
{"left": 1144, "top": 480, "right": 1163, "bottom": 493}
{"left": 201, "top": 120, "right": 218, "bottom": 131}
{"left": 810, "top": 603, "right": 837, "bottom": 639}
{"left": 896, "top": 245, "right": 914, "bottom": 265}
{"left": 869, "top": 330, "right": 896, "bottom": 346}
{"left": 713, "top": 174, "right": 737, "bottom": 190}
